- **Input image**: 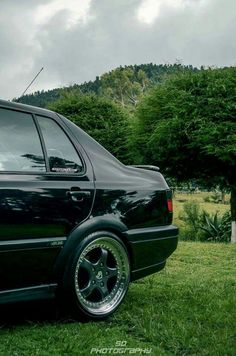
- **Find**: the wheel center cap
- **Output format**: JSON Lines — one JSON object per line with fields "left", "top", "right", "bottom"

{"left": 96, "top": 270, "right": 103, "bottom": 280}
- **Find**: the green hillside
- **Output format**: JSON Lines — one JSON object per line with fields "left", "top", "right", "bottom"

{"left": 15, "top": 63, "right": 198, "bottom": 108}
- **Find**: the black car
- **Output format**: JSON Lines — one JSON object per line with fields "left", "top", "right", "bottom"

{"left": 0, "top": 99, "right": 178, "bottom": 319}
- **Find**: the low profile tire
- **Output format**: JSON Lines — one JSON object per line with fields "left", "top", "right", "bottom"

{"left": 62, "top": 231, "right": 130, "bottom": 320}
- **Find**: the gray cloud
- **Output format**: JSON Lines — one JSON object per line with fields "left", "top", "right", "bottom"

{"left": 0, "top": 0, "right": 235, "bottom": 100}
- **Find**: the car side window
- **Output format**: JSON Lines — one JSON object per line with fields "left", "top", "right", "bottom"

{"left": 0, "top": 108, "right": 46, "bottom": 172}
{"left": 37, "top": 116, "right": 83, "bottom": 174}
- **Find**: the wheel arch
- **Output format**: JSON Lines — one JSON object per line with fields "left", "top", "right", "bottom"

{"left": 53, "top": 216, "right": 133, "bottom": 283}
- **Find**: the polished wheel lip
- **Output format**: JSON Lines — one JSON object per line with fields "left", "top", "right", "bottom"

{"left": 74, "top": 236, "right": 130, "bottom": 316}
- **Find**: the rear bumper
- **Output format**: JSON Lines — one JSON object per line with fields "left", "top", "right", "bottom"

{"left": 123, "top": 225, "right": 178, "bottom": 281}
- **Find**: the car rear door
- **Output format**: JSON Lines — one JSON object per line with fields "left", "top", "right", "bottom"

{"left": 0, "top": 106, "right": 94, "bottom": 291}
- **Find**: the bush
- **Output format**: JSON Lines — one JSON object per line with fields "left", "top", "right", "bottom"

{"left": 178, "top": 201, "right": 201, "bottom": 241}
{"left": 210, "top": 191, "right": 222, "bottom": 204}
{"left": 179, "top": 201, "right": 231, "bottom": 242}
{"left": 199, "top": 211, "right": 231, "bottom": 243}
{"left": 203, "top": 196, "right": 211, "bottom": 203}
{"left": 203, "top": 191, "right": 230, "bottom": 205}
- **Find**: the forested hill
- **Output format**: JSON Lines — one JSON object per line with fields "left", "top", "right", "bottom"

{"left": 15, "top": 63, "right": 198, "bottom": 108}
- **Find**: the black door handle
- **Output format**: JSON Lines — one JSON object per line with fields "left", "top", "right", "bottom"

{"left": 67, "top": 189, "right": 91, "bottom": 202}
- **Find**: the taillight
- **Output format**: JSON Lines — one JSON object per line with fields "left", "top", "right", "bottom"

{"left": 166, "top": 190, "right": 173, "bottom": 224}
{"left": 167, "top": 199, "right": 173, "bottom": 213}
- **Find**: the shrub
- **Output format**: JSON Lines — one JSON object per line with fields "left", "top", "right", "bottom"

{"left": 179, "top": 201, "right": 231, "bottom": 242}
{"left": 203, "top": 196, "right": 211, "bottom": 203}
{"left": 203, "top": 191, "right": 230, "bottom": 205}
{"left": 199, "top": 211, "right": 231, "bottom": 243}
{"left": 178, "top": 201, "right": 201, "bottom": 241}
{"left": 210, "top": 191, "right": 222, "bottom": 204}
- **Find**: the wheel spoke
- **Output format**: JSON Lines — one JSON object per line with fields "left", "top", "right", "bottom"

{"left": 97, "top": 282, "right": 109, "bottom": 299}
{"left": 107, "top": 267, "right": 118, "bottom": 279}
{"left": 98, "top": 248, "right": 108, "bottom": 267}
{"left": 80, "top": 281, "right": 96, "bottom": 298}
{"left": 80, "top": 257, "right": 94, "bottom": 274}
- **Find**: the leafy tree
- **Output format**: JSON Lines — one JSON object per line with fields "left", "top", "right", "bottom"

{"left": 48, "top": 93, "right": 130, "bottom": 163}
{"left": 100, "top": 67, "right": 150, "bottom": 108}
{"left": 133, "top": 68, "right": 236, "bottom": 242}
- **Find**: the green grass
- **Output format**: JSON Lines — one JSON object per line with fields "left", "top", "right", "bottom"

{"left": 0, "top": 242, "right": 235, "bottom": 355}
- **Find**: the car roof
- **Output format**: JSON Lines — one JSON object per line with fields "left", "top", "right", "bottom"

{"left": 0, "top": 99, "right": 55, "bottom": 117}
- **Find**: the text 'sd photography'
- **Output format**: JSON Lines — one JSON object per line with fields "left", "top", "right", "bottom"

{"left": 90, "top": 340, "right": 152, "bottom": 354}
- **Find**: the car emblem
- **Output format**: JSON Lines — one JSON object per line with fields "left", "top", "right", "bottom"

{"left": 96, "top": 271, "right": 103, "bottom": 280}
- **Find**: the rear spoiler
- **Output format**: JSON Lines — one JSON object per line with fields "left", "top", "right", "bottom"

{"left": 128, "top": 165, "right": 160, "bottom": 172}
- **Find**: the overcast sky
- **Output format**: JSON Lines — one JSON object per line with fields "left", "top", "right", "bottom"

{"left": 0, "top": 0, "right": 235, "bottom": 100}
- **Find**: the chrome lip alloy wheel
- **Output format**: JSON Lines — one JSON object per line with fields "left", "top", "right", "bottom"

{"left": 74, "top": 237, "right": 130, "bottom": 316}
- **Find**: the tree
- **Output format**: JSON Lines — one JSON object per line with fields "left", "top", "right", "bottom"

{"left": 48, "top": 93, "right": 130, "bottom": 163}
{"left": 100, "top": 67, "right": 149, "bottom": 108}
{"left": 133, "top": 68, "right": 236, "bottom": 242}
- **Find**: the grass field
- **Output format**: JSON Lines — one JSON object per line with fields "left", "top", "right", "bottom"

{"left": 0, "top": 242, "right": 235, "bottom": 355}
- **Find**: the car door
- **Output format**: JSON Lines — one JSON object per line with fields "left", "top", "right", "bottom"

{"left": 0, "top": 107, "right": 94, "bottom": 291}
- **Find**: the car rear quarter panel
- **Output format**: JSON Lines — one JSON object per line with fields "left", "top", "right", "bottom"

{"left": 60, "top": 116, "right": 179, "bottom": 280}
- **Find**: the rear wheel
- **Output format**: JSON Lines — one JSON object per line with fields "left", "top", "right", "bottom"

{"left": 63, "top": 231, "right": 130, "bottom": 319}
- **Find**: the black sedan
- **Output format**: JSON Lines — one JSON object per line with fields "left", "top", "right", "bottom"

{"left": 0, "top": 99, "right": 178, "bottom": 319}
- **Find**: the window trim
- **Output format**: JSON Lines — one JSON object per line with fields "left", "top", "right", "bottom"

{"left": 35, "top": 114, "right": 86, "bottom": 176}
{"left": 32, "top": 114, "right": 50, "bottom": 172}
{"left": 0, "top": 107, "right": 87, "bottom": 177}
